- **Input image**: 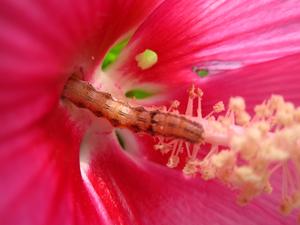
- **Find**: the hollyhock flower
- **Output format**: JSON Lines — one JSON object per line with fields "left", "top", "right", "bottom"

{"left": 1, "top": 1, "right": 300, "bottom": 225}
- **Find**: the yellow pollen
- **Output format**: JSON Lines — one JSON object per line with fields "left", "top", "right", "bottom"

{"left": 188, "top": 85, "right": 197, "bottom": 98}
{"left": 213, "top": 101, "right": 225, "bottom": 113}
{"left": 183, "top": 159, "right": 201, "bottom": 176}
{"left": 234, "top": 166, "right": 261, "bottom": 184}
{"left": 236, "top": 111, "right": 251, "bottom": 125}
{"left": 269, "top": 95, "right": 285, "bottom": 109}
{"left": 211, "top": 151, "right": 235, "bottom": 169}
{"left": 229, "top": 97, "right": 246, "bottom": 112}
{"left": 253, "top": 121, "right": 270, "bottom": 134}
{"left": 135, "top": 49, "right": 158, "bottom": 70}
{"left": 167, "top": 155, "right": 180, "bottom": 168}
{"left": 254, "top": 104, "right": 271, "bottom": 118}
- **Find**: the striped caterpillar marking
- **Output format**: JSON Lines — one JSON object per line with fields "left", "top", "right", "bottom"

{"left": 62, "top": 76, "right": 204, "bottom": 143}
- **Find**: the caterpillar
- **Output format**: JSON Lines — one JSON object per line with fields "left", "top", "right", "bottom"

{"left": 62, "top": 76, "right": 204, "bottom": 143}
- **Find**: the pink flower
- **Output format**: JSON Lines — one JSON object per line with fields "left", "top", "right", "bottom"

{"left": 1, "top": 1, "right": 300, "bottom": 225}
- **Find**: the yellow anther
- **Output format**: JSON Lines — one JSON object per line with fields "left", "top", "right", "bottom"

{"left": 196, "top": 88, "right": 204, "bottom": 97}
{"left": 211, "top": 151, "right": 235, "bottom": 169}
{"left": 234, "top": 166, "right": 261, "bottom": 184}
{"left": 262, "top": 145, "right": 289, "bottom": 161}
{"left": 213, "top": 101, "right": 225, "bottom": 113}
{"left": 154, "top": 144, "right": 165, "bottom": 151}
{"left": 230, "top": 135, "right": 245, "bottom": 151}
{"left": 254, "top": 104, "right": 271, "bottom": 118}
{"left": 239, "top": 128, "right": 261, "bottom": 160}
{"left": 284, "top": 102, "right": 295, "bottom": 112}
{"left": 276, "top": 109, "right": 294, "bottom": 126}
{"left": 253, "top": 121, "right": 270, "bottom": 135}
{"left": 263, "top": 181, "right": 273, "bottom": 194}
{"left": 171, "top": 100, "right": 180, "bottom": 109}
{"left": 200, "top": 164, "right": 216, "bottom": 180}
{"left": 229, "top": 97, "right": 246, "bottom": 112}
{"left": 269, "top": 95, "right": 285, "bottom": 110}
{"left": 154, "top": 144, "right": 171, "bottom": 154}
{"left": 218, "top": 115, "right": 231, "bottom": 127}
{"left": 246, "top": 127, "right": 262, "bottom": 141}
{"left": 183, "top": 159, "right": 200, "bottom": 176}
{"left": 135, "top": 49, "right": 158, "bottom": 70}
{"left": 236, "top": 111, "right": 251, "bottom": 125}
{"left": 188, "top": 85, "right": 197, "bottom": 98}
{"left": 240, "top": 148, "right": 258, "bottom": 162}
{"left": 167, "top": 155, "right": 180, "bottom": 168}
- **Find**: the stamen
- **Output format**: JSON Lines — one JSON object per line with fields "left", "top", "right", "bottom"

{"left": 152, "top": 86, "right": 300, "bottom": 219}
{"left": 185, "top": 85, "right": 196, "bottom": 116}
{"left": 196, "top": 88, "right": 203, "bottom": 118}
{"left": 168, "top": 100, "right": 180, "bottom": 112}
{"left": 205, "top": 101, "right": 225, "bottom": 119}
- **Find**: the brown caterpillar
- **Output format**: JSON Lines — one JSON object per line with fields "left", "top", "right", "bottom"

{"left": 62, "top": 76, "right": 204, "bottom": 143}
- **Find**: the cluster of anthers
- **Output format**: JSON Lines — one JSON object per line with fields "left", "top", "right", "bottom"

{"left": 154, "top": 85, "right": 300, "bottom": 218}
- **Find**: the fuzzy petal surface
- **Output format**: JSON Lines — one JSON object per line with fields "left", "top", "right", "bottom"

{"left": 1, "top": 1, "right": 300, "bottom": 225}
{"left": 114, "top": 0, "right": 300, "bottom": 89}
{"left": 87, "top": 131, "right": 297, "bottom": 225}
{"left": 198, "top": 53, "right": 300, "bottom": 115}
{"left": 103, "top": 54, "right": 300, "bottom": 225}
{"left": 0, "top": 0, "right": 163, "bottom": 224}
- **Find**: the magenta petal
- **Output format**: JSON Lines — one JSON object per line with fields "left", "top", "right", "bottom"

{"left": 197, "top": 53, "right": 300, "bottom": 115}
{"left": 0, "top": 0, "right": 163, "bottom": 84}
{"left": 88, "top": 137, "right": 297, "bottom": 225}
{"left": 0, "top": 0, "right": 163, "bottom": 136}
{"left": 0, "top": 0, "right": 163, "bottom": 224}
{"left": 0, "top": 108, "right": 106, "bottom": 225}
{"left": 116, "top": 0, "right": 300, "bottom": 85}
{"left": 2, "top": 1, "right": 300, "bottom": 224}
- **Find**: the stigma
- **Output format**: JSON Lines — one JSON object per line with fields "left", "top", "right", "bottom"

{"left": 135, "top": 49, "right": 158, "bottom": 70}
{"left": 154, "top": 86, "right": 300, "bottom": 217}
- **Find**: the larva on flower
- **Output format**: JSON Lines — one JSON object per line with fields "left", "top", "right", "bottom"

{"left": 62, "top": 75, "right": 204, "bottom": 143}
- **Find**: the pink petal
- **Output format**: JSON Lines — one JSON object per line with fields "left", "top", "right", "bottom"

{"left": 154, "top": 53, "right": 300, "bottom": 118}
{"left": 0, "top": 0, "right": 163, "bottom": 224}
{"left": 0, "top": 108, "right": 103, "bottom": 225}
{"left": 197, "top": 53, "right": 300, "bottom": 115}
{"left": 2, "top": 1, "right": 299, "bottom": 225}
{"left": 88, "top": 134, "right": 297, "bottom": 225}
{"left": 0, "top": 0, "right": 163, "bottom": 85}
{"left": 115, "top": 0, "right": 300, "bottom": 87}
